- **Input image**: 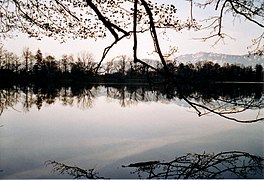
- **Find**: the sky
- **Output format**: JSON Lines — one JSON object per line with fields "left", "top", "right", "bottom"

{"left": 1, "top": 0, "right": 263, "bottom": 61}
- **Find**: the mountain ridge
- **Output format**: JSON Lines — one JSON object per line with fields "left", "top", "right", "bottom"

{"left": 174, "top": 52, "right": 264, "bottom": 66}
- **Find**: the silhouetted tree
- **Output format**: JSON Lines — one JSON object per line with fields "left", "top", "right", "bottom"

{"left": 22, "top": 47, "right": 34, "bottom": 73}
{"left": 76, "top": 51, "right": 96, "bottom": 75}
{"left": 60, "top": 54, "right": 73, "bottom": 75}
{"left": 44, "top": 55, "right": 59, "bottom": 77}
{"left": 33, "top": 49, "right": 44, "bottom": 76}
{"left": 255, "top": 64, "right": 263, "bottom": 81}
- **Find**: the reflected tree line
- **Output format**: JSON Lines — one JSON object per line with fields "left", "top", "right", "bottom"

{"left": 0, "top": 46, "right": 263, "bottom": 85}
{"left": 0, "top": 83, "right": 263, "bottom": 123}
{"left": 0, "top": 84, "right": 97, "bottom": 114}
{"left": 45, "top": 151, "right": 264, "bottom": 179}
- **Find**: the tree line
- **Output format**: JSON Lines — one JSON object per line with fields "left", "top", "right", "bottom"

{"left": 0, "top": 46, "right": 263, "bottom": 86}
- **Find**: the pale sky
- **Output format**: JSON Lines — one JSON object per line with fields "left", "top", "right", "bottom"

{"left": 1, "top": 0, "right": 263, "bottom": 61}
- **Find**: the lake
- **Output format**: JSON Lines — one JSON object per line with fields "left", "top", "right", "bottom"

{"left": 0, "top": 83, "right": 263, "bottom": 178}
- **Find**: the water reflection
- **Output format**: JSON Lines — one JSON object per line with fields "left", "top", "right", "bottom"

{"left": 123, "top": 151, "right": 264, "bottom": 179}
{"left": 0, "top": 83, "right": 263, "bottom": 122}
{"left": 45, "top": 151, "right": 264, "bottom": 179}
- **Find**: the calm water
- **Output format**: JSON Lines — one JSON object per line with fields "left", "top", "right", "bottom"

{"left": 0, "top": 84, "right": 263, "bottom": 178}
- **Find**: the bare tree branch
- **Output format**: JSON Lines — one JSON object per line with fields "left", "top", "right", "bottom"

{"left": 140, "top": 0, "right": 170, "bottom": 76}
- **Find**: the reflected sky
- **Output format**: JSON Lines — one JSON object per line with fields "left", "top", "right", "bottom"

{"left": 0, "top": 86, "right": 263, "bottom": 178}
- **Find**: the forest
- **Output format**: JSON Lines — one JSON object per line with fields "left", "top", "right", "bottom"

{"left": 0, "top": 46, "right": 263, "bottom": 87}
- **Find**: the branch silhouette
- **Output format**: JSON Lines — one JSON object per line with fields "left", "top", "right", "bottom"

{"left": 123, "top": 151, "right": 264, "bottom": 179}
{"left": 45, "top": 160, "right": 104, "bottom": 179}
{"left": 45, "top": 151, "right": 263, "bottom": 179}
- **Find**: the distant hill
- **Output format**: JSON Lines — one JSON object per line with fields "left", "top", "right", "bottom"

{"left": 175, "top": 52, "right": 264, "bottom": 66}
